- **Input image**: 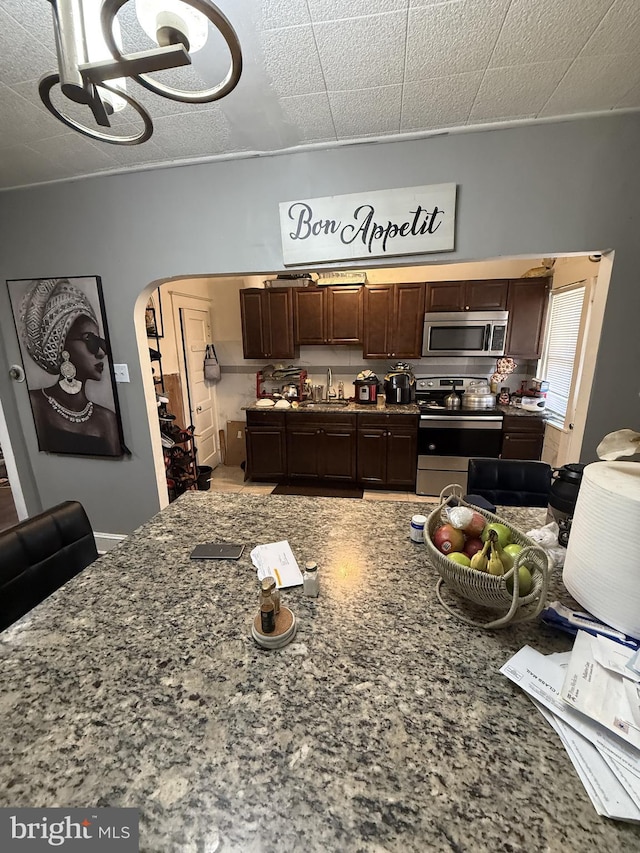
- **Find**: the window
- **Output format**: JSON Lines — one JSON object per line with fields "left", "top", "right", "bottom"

{"left": 539, "top": 285, "right": 586, "bottom": 422}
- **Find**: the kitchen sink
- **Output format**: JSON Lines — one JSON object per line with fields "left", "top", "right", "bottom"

{"left": 299, "top": 399, "right": 350, "bottom": 407}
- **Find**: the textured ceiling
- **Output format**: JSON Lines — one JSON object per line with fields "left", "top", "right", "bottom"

{"left": 0, "top": 0, "right": 639, "bottom": 191}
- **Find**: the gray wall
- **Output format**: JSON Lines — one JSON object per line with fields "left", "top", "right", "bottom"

{"left": 1, "top": 114, "right": 639, "bottom": 534}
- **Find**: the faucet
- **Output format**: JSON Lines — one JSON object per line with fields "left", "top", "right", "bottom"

{"left": 327, "top": 367, "right": 336, "bottom": 399}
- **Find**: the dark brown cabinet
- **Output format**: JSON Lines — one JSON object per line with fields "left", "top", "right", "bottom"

{"left": 505, "top": 277, "right": 550, "bottom": 359}
{"left": 363, "top": 283, "right": 425, "bottom": 359}
{"left": 245, "top": 411, "right": 287, "bottom": 479}
{"left": 357, "top": 414, "right": 418, "bottom": 487}
{"left": 293, "top": 285, "right": 362, "bottom": 345}
{"left": 240, "top": 288, "right": 297, "bottom": 359}
{"left": 286, "top": 414, "right": 357, "bottom": 481}
{"left": 426, "top": 280, "right": 508, "bottom": 312}
{"left": 501, "top": 415, "right": 545, "bottom": 461}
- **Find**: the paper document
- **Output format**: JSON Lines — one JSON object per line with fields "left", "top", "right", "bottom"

{"left": 501, "top": 644, "right": 640, "bottom": 822}
{"left": 250, "top": 540, "right": 303, "bottom": 588}
{"left": 500, "top": 645, "right": 640, "bottom": 780}
{"left": 531, "top": 699, "right": 640, "bottom": 822}
{"left": 561, "top": 631, "right": 640, "bottom": 751}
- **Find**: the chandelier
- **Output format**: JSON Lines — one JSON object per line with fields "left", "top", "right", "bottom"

{"left": 40, "top": 0, "right": 243, "bottom": 145}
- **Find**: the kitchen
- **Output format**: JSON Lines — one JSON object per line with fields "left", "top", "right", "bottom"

{"left": 154, "top": 254, "right": 603, "bottom": 500}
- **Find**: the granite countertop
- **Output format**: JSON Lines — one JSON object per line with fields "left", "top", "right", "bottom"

{"left": 498, "top": 404, "right": 549, "bottom": 419}
{"left": 245, "top": 400, "right": 420, "bottom": 415}
{"left": 1, "top": 493, "right": 638, "bottom": 853}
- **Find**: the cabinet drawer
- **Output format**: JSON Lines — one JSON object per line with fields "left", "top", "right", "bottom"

{"left": 502, "top": 415, "right": 545, "bottom": 433}
{"left": 287, "top": 413, "right": 356, "bottom": 428}
{"left": 246, "top": 411, "right": 286, "bottom": 427}
{"left": 357, "top": 413, "right": 419, "bottom": 429}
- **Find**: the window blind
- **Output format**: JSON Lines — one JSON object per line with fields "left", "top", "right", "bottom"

{"left": 540, "top": 286, "right": 586, "bottom": 421}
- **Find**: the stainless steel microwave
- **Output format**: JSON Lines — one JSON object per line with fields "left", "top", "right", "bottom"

{"left": 422, "top": 311, "right": 509, "bottom": 357}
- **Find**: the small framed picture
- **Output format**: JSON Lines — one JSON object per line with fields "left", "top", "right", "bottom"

{"left": 145, "top": 290, "right": 164, "bottom": 338}
{"left": 7, "top": 275, "right": 126, "bottom": 458}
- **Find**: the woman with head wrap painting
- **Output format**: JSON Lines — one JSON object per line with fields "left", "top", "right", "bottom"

{"left": 20, "top": 278, "right": 121, "bottom": 456}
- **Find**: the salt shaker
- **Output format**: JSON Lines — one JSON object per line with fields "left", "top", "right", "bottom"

{"left": 303, "top": 561, "right": 319, "bottom": 597}
{"left": 410, "top": 514, "right": 427, "bottom": 543}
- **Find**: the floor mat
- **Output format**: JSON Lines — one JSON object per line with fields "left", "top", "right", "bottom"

{"left": 271, "top": 483, "right": 363, "bottom": 499}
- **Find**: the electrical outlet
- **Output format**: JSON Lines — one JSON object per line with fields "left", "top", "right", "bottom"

{"left": 113, "top": 364, "right": 130, "bottom": 383}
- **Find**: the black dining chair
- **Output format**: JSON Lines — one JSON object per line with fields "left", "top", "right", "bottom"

{"left": 0, "top": 500, "right": 98, "bottom": 632}
{"left": 465, "top": 458, "right": 553, "bottom": 508}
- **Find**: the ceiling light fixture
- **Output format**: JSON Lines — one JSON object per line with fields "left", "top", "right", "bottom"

{"left": 39, "top": 0, "right": 242, "bottom": 145}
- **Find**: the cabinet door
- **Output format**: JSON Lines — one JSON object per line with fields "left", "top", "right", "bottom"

{"left": 386, "top": 427, "right": 418, "bottom": 487}
{"left": 501, "top": 432, "right": 544, "bottom": 461}
{"left": 362, "top": 285, "right": 394, "bottom": 358}
{"left": 326, "top": 286, "right": 362, "bottom": 344}
{"left": 426, "top": 282, "right": 464, "bottom": 312}
{"left": 266, "top": 289, "right": 296, "bottom": 359}
{"left": 286, "top": 423, "right": 322, "bottom": 479}
{"left": 246, "top": 428, "right": 286, "bottom": 479}
{"left": 506, "top": 278, "right": 550, "bottom": 359}
{"left": 294, "top": 287, "right": 326, "bottom": 345}
{"left": 465, "top": 280, "right": 508, "bottom": 311}
{"left": 392, "top": 283, "right": 425, "bottom": 358}
{"left": 240, "top": 290, "right": 267, "bottom": 359}
{"left": 321, "top": 425, "right": 357, "bottom": 481}
{"left": 357, "top": 427, "right": 387, "bottom": 484}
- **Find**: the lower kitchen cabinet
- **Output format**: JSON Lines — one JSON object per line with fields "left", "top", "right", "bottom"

{"left": 287, "top": 414, "right": 357, "bottom": 481}
{"left": 501, "top": 415, "right": 545, "bottom": 460}
{"left": 357, "top": 414, "right": 418, "bottom": 488}
{"left": 246, "top": 411, "right": 287, "bottom": 480}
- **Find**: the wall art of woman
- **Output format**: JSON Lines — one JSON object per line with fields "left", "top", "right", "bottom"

{"left": 11, "top": 277, "right": 125, "bottom": 457}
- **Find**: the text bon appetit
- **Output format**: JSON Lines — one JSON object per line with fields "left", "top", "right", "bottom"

{"left": 287, "top": 202, "right": 445, "bottom": 255}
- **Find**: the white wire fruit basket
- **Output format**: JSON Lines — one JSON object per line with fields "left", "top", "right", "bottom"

{"left": 425, "top": 485, "right": 552, "bottom": 629}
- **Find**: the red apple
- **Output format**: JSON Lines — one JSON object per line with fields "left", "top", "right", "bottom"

{"left": 463, "top": 537, "right": 484, "bottom": 559}
{"left": 433, "top": 524, "right": 465, "bottom": 554}
{"left": 462, "top": 511, "right": 486, "bottom": 538}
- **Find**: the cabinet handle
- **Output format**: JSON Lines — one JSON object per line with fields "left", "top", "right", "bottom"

{"left": 465, "top": 305, "right": 470, "bottom": 310}
{"left": 428, "top": 443, "right": 436, "bottom": 451}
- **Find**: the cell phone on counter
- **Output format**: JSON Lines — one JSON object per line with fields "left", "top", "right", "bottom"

{"left": 189, "top": 543, "right": 245, "bottom": 561}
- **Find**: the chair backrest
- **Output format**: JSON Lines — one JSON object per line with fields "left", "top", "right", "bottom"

{"left": 0, "top": 500, "right": 97, "bottom": 632}
{"left": 466, "top": 458, "right": 552, "bottom": 508}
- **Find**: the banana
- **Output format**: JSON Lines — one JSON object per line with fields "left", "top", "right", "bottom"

{"left": 470, "top": 539, "right": 491, "bottom": 572}
{"left": 488, "top": 540, "right": 505, "bottom": 576}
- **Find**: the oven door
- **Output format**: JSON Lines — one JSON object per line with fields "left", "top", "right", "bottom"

{"left": 416, "top": 415, "right": 503, "bottom": 495}
{"left": 417, "top": 415, "right": 503, "bottom": 458}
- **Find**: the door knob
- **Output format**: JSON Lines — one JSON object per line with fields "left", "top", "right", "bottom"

{"left": 196, "top": 405, "right": 203, "bottom": 413}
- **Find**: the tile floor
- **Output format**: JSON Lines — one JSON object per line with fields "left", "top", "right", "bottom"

{"left": 208, "top": 465, "right": 439, "bottom": 503}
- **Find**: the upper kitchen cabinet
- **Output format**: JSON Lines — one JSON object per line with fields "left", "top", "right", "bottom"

{"left": 240, "top": 288, "right": 297, "bottom": 360}
{"left": 293, "top": 285, "right": 362, "bottom": 345}
{"left": 363, "top": 283, "right": 425, "bottom": 359}
{"left": 426, "top": 280, "right": 509, "bottom": 312}
{"left": 505, "top": 278, "right": 550, "bottom": 359}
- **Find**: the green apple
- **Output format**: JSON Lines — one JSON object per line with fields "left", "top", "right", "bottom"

{"left": 503, "top": 543, "right": 524, "bottom": 559}
{"left": 481, "top": 522, "right": 512, "bottom": 549}
{"left": 447, "top": 552, "right": 471, "bottom": 567}
{"left": 506, "top": 566, "right": 533, "bottom": 597}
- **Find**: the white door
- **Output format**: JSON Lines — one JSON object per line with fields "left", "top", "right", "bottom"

{"left": 180, "top": 307, "right": 218, "bottom": 469}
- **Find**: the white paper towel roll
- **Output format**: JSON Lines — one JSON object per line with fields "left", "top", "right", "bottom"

{"left": 563, "top": 461, "right": 640, "bottom": 639}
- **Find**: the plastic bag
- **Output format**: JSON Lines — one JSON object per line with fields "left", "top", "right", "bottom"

{"left": 525, "top": 521, "right": 565, "bottom": 569}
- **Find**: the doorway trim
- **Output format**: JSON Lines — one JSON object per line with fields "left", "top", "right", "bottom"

{"left": 0, "top": 398, "right": 28, "bottom": 520}
{"left": 168, "top": 290, "right": 221, "bottom": 468}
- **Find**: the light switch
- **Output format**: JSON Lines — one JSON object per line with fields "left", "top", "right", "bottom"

{"left": 113, "top": 364, "right": 130, "bottom": 383}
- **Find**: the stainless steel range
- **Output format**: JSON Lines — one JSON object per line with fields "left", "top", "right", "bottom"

{"left": 415, "top": 377, "right": 503, "bottom": 496}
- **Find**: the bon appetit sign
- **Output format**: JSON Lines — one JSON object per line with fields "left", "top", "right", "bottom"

{"left": 279, "top": 184, "right": 456, "bottom": 265}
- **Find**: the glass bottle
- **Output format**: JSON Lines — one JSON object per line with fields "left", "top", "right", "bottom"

{"left": 260, "top": 588, "right": 276, "bottom": 633}
{"left": 303, "top": 561, "right": 319, "bottom": 598}
{"left": 261, "top": 576, "right": 280, "bottom": 615}
{"left": 376, "top": 385, "right": 386, "bottom": 409}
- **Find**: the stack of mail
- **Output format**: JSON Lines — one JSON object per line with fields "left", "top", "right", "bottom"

{"left": 501, "top": 632, "right": 640, "bottom": 822}
{"left": 250, "top": 540, "right": 304, "bottom": 588}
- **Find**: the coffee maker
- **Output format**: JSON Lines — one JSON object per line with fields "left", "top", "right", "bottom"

{"left": 384, "top": 363, "right": 415, "bottom": 404}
